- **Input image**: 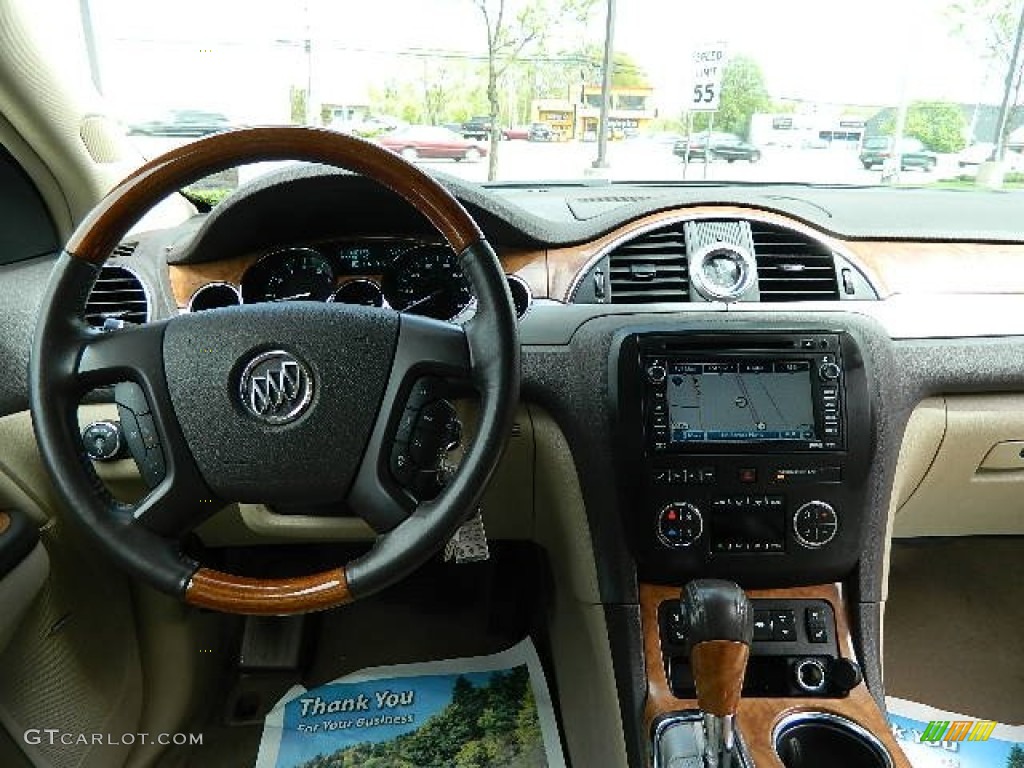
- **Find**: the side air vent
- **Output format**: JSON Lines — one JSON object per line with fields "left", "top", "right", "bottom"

{"left": 751, "top": 223, "right": 840, "bottom": 302}
{"left": 84, "top": 247, "right": 149, "bottom": 327}
{"left": 608, "top": 225, "right": 689, "bottom": 304}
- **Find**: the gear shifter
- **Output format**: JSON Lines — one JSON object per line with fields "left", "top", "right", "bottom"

{"left": 680, "top": 579, "right": 754, "bottom": 768}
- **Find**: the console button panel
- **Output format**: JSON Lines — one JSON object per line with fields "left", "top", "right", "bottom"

{"left": 659, "top": 598, "right": 854, "bottom": 698}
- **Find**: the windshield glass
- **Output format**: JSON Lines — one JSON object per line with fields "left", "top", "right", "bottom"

{"left": 85, "top": 0, "right": 1024, "bottom": 193}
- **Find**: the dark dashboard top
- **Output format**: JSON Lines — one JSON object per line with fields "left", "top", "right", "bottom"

{"left": 167, "top": 165, "right": 1024, "bottom": 267}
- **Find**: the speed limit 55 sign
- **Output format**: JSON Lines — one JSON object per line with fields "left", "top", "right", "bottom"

{"left": 690, "top": 43, "right": 727, "bottom": 111}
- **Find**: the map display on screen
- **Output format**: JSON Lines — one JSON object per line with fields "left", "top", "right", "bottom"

{"left": 667, "top": 361, "right": 815, "bottom": 442}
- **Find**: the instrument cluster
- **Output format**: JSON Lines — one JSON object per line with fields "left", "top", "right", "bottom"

{"left": 189, "top": 239, "right": 474, "bottom": 321}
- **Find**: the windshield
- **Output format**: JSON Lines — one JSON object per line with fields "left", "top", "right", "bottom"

{"left": 85, "top": 0, "right": 1024, "bottom": 193}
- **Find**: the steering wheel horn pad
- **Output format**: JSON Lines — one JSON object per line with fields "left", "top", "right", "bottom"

{"left": 163, "top": 302, "right": 399, "bottom": 506}
{"left": 29, "top": 128, "right": 520, "bottom": 615}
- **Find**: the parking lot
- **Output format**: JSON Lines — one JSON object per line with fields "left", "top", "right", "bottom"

{"left": 129, "top": 134, "right": 960, "bottom": 189}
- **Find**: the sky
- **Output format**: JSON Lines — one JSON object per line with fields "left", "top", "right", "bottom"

{"left": 75, "top": 0, "right": 1010, "bottom": 123}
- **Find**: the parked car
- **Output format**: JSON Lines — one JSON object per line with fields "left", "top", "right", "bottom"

{"left": 501, "top": 125, "right": 530, "bottom": 140}
{"left": 673, "top": 132, "right": 762, "bottom": 162}
{"left": 859, "top": 136, "right": 937, "bottom": 170}
{"left": 527, "top": 122, "right": 557, "bottom": 142}
{"left": 127, "top": 109, "right": 237, "bottom": 137}
{"left": 461, "top": 115, "right": 493, "bottom": 140}
{"left": 328, "top": 115, "right": 403, "bottom": 138}
{"left": 376, "top": 125, "right": 488, "bottom": 161}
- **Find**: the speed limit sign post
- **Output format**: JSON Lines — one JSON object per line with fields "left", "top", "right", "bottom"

{"left": 683, "top": 43, "right": 727, "bottom": 179}
{"left": 691, "top": 43, "right": 727, "bottom": 111}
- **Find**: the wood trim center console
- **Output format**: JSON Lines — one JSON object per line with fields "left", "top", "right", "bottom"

{"left": 641, "top": 583, "right": 911, "bottom": 767}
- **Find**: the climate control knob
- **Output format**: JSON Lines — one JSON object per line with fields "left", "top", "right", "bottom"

{"left": 656, "top": 502, "right": 703, "bottom": 548}
{"left": 793, "top": 501, "right": 838, "bottom": 548}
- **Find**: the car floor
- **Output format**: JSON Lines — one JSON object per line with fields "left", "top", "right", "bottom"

{"left": 883, "top": 537, "right": 1024, "bottom": 726}
{"left": 162, "top": 543, "right": 551, "bottom": 768}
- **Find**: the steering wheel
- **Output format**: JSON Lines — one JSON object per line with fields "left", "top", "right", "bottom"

{"left": 29, "top": 127, "right": 520, "bottom": 615}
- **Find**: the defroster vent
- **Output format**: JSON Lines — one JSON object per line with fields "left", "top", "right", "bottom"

{"left": 608, "top": 224, "right": 689, "bottom": 304}
{"left": 751, "top": 223, "right": 840, "bottom": 302}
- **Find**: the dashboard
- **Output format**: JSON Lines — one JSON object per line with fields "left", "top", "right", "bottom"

{"left": 3, "top": 160, "right": 1024, "bottom": 768}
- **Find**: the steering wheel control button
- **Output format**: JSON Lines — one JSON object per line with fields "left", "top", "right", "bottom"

{"left": 114, "top": 381, "right": 152, "bottom": 416}
{"left": 793, "top": 501, "right": 839, "bottom": 549}
{"left": 656, "top": 502, "right": 703, "bottom": 548}
{"left": 238, "top": 349, "right": 314, "bottom": 425}
{"left": 388, "top": 379, "right": 463, "bottom": 499}
{"left": 81, "top": 421, "right": 124, "bottom": 461}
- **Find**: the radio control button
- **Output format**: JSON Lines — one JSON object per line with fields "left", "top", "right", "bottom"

{"left": 652, "top": 469, "right": 671, "bottom": 485}
{"left": 700, "top": 467, "right": 717, "bottom": 484}
{"left": 647, "top": 363, "right": 668, "bottom": 384}
{"left": 738, "top": 467, "right": 757, "bottom": 483}
{"left": 656, "top": 502, "right": 703, "bottom": 548}
{"left": 818, "top": 362, "right": 842, "bottom": 381}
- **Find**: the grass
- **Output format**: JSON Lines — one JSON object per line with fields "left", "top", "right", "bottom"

{"left": 902, "top": 172, "right": 1024, "bottom": 191}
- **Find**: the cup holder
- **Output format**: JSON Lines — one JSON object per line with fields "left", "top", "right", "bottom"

{"left": 774, "top": 712, "right": 893, "bottom": 768}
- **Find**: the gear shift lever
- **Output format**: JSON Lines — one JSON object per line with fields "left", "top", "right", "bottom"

{"left": 680, "top": 579, "right": 754, "bottom": 767}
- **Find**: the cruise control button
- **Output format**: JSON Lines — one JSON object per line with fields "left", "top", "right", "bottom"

{"left": 390, "top": 443, "right": 415, "bottom": 485}
{"left": 137, "top": 413, "right": 159, "bottom": 450}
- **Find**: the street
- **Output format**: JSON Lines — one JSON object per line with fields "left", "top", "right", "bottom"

{"left": 128, "top": 134, "right": 960, "bottom": 188}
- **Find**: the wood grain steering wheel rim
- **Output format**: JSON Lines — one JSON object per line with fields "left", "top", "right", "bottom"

{"left": 30, "top": 127, "right": 520, "bottom": 614}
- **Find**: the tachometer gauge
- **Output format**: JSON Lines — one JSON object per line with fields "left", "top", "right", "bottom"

{"left": 381, "top": 243, "right": 473, "bottom": 320}
{"left": 240, "top": 247, "right": 336, "bottom": 304}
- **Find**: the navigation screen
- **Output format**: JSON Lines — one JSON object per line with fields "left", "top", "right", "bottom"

{"left": 667, "top": 361, "right": 816, "bottom": 442}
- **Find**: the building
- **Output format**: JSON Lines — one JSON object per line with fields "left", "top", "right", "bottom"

{"left": 531, "top": 84, "right": 657, "bottom": 140}
{"left": 750, "top": 108, "right": 871, "bottom": 150}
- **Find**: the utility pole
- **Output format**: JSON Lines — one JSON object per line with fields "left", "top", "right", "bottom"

{"left": 993, "top": 1, "right": 1024, "bottom": 162}
{"left": 592, "top": 0, "right": 616, "bottom": 169}
{"left": 79, "top": 0, "right": 103, "bottom": 94}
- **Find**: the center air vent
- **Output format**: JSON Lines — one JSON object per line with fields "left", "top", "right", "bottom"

{"left": 84, "top": 243, "right": 149, "bottom": 327}
{"left": 608, "top": 225, "right": 689, "bottom": 304}
{"left": 750, "top": 223, "right": 840, "bottom": 302}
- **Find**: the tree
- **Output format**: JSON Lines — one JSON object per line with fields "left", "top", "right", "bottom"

{"left": 471, "top": 0, "right": 596, "bottom": 180}
{"left": 1008, "top": 743, "right": 1024, "bottom": 768}
{"left": 876, "top": 101, "right": 968, "bottom": 152}
{"left": 692, "top": 55, "right": 770, "bottom": 138}
{"left": 947, "top": 0, "right": 1024, "bottom": 148}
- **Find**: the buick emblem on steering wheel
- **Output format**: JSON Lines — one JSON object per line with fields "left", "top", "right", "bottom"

{"left": 239, "top": 350, "right": 314, "bottom": 424}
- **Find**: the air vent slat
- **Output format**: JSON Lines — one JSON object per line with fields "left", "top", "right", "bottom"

{"left": 750, "top": 223, "right": 839, "bottom": 302}
{"left": 607, "top": 225, "right": 689, "bottom": 304}
{"left": 84, "top": 259, "right": 149, "bottom": 327}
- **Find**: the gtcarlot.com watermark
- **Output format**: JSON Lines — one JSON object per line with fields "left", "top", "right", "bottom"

{"left": 24, "top": 730, "right": 203, "bottom": 747}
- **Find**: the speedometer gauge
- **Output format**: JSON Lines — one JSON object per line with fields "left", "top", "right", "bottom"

{"left": 240, "top": 247, "right": 336, "bottom": 304}
{"left": 381, "top": 244, "right": 472, "bottom": 320}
